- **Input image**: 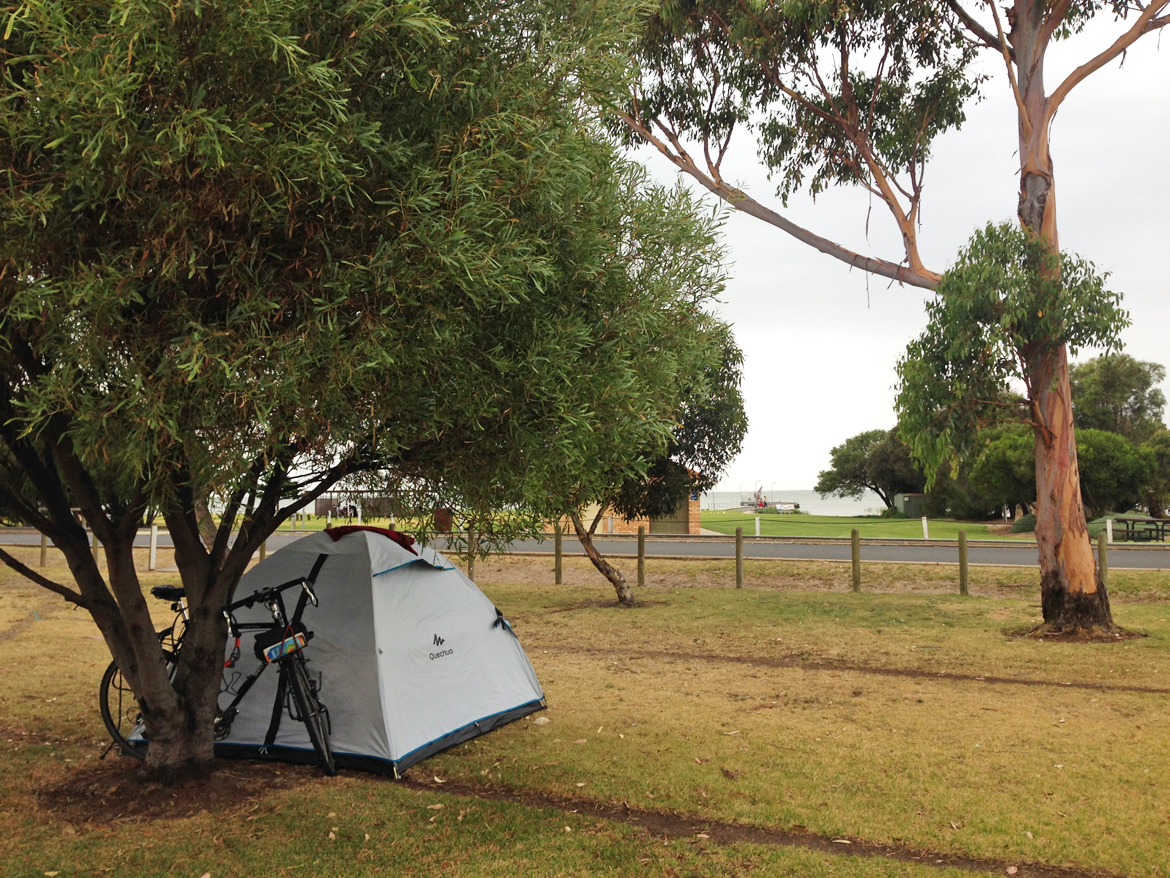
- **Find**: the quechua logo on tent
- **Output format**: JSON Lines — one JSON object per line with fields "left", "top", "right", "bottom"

{"left": 430, "top": 633, "right": 453, "bottom": 661}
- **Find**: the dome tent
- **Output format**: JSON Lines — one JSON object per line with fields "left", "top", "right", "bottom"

{"left": 214, "top": 526, "right": 545, "bottom": 776}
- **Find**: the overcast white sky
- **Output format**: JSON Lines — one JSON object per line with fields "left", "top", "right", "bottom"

{"left": 635, "top": 21, "right": 1170, "bottom": 493}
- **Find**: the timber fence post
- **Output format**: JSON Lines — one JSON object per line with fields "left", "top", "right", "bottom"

{"left": 735, "top": 527, "right": 744, "bottom": 589}
{"left": 921, "top": 516, "right": 929, "bottom": 540}
{"left": 637, "top": 525, "right": 645, "bottom": 589}
{"left": 1098, "top": 531, "right": 1109, "bottom": 588}
{"left": 1106, "top": 518, "right": 1113, "bottom": 545}
{"left": 39, "top": 532, "right": 47, "bottom": 568}
{"left": 851, "top": 528, "right": 861, "bottom": 592}
{"left": 554, "top": 523, "right": 563, "bottom": 585}
{"left": 149, "top": 524, "right": 158, "bottom": 571}
{"left": 958, "top": 530, "right": 969, "bottom": 596}
{"left": 259, "top": 540, "right": 267, "bottom": 562}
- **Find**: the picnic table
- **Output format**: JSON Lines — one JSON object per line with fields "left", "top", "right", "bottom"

{"left": 1113, "top": 517, "right": 1170, "bottom": 542}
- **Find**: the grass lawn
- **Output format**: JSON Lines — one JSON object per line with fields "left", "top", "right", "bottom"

{"left": 701, "top": 511, "right": 1028, "bottom": 541}
{"left": 2, "top": 549, "right": 1168, "bottom": 877}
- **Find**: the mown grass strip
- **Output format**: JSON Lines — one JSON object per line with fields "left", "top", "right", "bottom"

{"left": 400, "top": 773, "right": 1120, "bottom": 878}
{"left": 553, "top": 644, "right": 1170, "bottom": 696}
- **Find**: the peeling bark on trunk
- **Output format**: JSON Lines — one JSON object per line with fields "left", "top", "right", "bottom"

{"left": 569, "top": 511, "right": 636, "bottom": 606}
{"left": 1030, "top": 346, "right": 1113, "bottom": 630}
{"left": 1013, "top": 0, "right": 1113, "bottom": 631}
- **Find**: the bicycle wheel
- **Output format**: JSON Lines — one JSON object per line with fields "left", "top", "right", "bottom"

{"left": 286, "top": 657, "right": 335, "bottom": 775}
{"left": 99, "top": 660, "right": 147, "bottom": 760}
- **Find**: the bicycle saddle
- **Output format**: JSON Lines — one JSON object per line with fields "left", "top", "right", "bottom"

{"left": 150, "top": 585, "right": 186, "bottom": 601}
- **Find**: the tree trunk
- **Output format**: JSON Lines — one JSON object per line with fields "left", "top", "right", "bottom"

{"left": 1013, "top": 0, "right": 1112, "bottom": 631}
{"left": 569, "top": 511, "right": 636, "bottom": 606}
{"left": 1029, "top": 346, "right": 1113, "bottom": 630}
{"left": 101, "top": 528, "right": 225, "bottom": 778}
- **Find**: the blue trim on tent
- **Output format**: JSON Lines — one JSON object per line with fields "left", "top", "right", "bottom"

{"left": 394, "top": 696, "right": 546, "bottom": 765}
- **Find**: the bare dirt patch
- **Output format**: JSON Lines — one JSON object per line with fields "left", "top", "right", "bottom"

{"left": 1008, "top": 624, "right": 1147, "bottom": 643}
{"left": 36, "top": 757, "right": 316, "bottom": 826}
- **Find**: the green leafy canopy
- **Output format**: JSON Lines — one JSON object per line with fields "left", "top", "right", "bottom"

{"left": 895, "top": 221, "right": 1128, "bottom": 483}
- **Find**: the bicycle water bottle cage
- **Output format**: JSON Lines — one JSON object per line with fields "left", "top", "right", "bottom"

{"left": 253, "top": 622, "right": 313, "bottom": 663}
{"left": 151, "top": 585, "right": 186, "bottom": 602}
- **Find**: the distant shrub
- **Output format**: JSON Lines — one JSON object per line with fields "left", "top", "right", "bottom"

{"left": 1010, "top": 513, "right": 1036, "bottom": 533}
{"left": 880, "top": 508, "right": 907, "bottom": 519}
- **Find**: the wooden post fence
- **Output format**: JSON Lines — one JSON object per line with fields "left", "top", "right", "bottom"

{"left": 735, "top": 527, "right": 744, "bottom": 589}
{"left": 958, "top": 530, "right": 969, "bottom": 596}
{"left": 1098, "top": 531, "right": 1109, "bottom": 588}
{"left": 554, "top": 524, "right": 563, "bottom": 585}
{"left": 637, "top": 526, "right": 646, "bottom": 589}
{"left": 39, "top": 532, "right": 47, "bottom": 568}
{"left": 851, "top": 529, "right": 861, "bottom": 592}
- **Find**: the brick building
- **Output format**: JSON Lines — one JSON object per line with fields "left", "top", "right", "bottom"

{"left": 550, "top": 492, "right": 701, "bottom": 536}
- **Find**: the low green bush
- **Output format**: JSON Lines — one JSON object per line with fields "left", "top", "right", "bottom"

{"left": 1010, "top": 513, "right": 1036, "bottom": 533}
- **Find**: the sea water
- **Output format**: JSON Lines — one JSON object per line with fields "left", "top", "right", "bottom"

{"left": 700, "top": 489, "right": 886, "bottom": 517}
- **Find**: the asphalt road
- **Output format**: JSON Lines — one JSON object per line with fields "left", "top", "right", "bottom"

{"left": 4, "top": 529, "right": 1168, "bottom": 570}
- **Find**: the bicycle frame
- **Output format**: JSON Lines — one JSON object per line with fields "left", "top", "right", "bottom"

{"left": 217, "top": 576, "right": 320, "bottom": 740}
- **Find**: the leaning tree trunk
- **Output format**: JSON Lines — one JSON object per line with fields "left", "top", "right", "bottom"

{"left": 568, "top": 511, "right": 636, "bottom": 606}
{"left": 1013, "top": 0, "right": 1113, "bottom": 631}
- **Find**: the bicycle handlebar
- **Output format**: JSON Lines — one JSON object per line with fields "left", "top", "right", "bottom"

{"left": 227, "top": 577, "right": 315, "bottom": 613}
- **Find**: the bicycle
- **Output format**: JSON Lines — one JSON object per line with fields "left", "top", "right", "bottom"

{"left": 99, "top": 570, "right": 335, "bottom": 775}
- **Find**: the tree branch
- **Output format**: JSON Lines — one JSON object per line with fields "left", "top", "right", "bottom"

{"left": 0, "top": 547, "right": 89, "bottom": 608}
{"left": 944, "top": 0, "right": 1013, "bottom": 56}
{"left": 619, "top": 113, "right": 941, "bottom": 289}
{"left": 1047, "top": 0, "right": 1170, "bottom": 119}
{"left": 987, "top": 0, "right": 1032, "bottom": 142}
{"left": 1145, "top": 14, "right": 1170, "bottom": 34}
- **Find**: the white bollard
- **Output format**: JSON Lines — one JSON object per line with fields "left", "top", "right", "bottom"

{"left": 357, "top": 505, "right": 362, "bottom": 525}
{"left": 1106, "top": 518, "right": 1114, "bottom": 545}
{"left": 755, "top": 515, "right": 760, "bottom": 536}
{"left": 149, "top": 524, "right": 158, "bottom": 570}
{"left": 921, "top": 516, "right": 930, "bottom": 540}
{"left": 326, "top": 510, "right": 332, "bottom": 528}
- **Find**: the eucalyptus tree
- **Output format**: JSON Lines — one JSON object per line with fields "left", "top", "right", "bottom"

{"left": 0, "top": 0, "right": 721, "bottom": 777}
{"left": 623, "top": 0, "right": 1166, "bottom": 631}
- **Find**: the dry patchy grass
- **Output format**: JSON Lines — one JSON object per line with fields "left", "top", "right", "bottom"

{"left": 1, "top": 551, "right": 1168, "bottom": 877}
